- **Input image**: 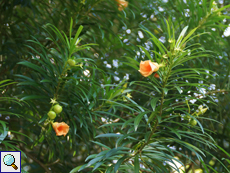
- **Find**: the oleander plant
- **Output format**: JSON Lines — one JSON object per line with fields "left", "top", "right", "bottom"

{"left": 0, "top": 0, "right": 230, "bottom": 172}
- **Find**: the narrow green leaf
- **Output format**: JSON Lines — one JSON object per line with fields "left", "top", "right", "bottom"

{"left": 200, "top": 160, "right": 209, "bottom": 173}
{"left": 69, "top": 165, "right": 82, "bottom": 173}
{"left": 114, "top": 156, "right": 128, "bottom": 172}
{"left": 39, "top": 114, "right": 48, "bottom": 124}
{"left": 163, "top": 88, "right": 168, "bottom": 95}
{"left": 225, "top": 159, "right": 230, "bottom": 164}
{"left": 134, "top": 111, "right": 150, "bottom": 131}
{"left": 122, "top": 118, "right": 135, "bottom": 129}
{"left": 180, "top": 27, "right": 197, "bottom": 47}
{"left": 40, "top": 79, "right": 53, "bottom": 83}
{"left": 150, "top": 97, "right": 159, "bottom": 111}
{"left": 91, "top": 141, "right": 111, "bottom": 150}
{"left": 95, "top": 133, "right": 122, "bottom": 138}
{"left": 147, "top": 112, "right": 156, "bottom": 124}
{"left": 92, "top": 161, "right": 103, "bottom": 171}
{"left": 166, "top": 126, "right": 181, "bottom": 139}
{"left": 215, "top": 144, "right": 230, "bottom": 158}
{"left": 105, "top": 165, "right": 114, "bottom": 173}
{"left": 21, "top": 95, "right": 48, "bottom": 101}
{"left": 0, "top": 127, "right": 8, "bottom": 144}
{"left": 17, "top": 61, "right": 49, "bottom": 78}
{"left": 103, "top": 148, "right": 120, "bottom": 160}
{"left": 134, "top": 155, "right": 139, "bottom": 173}
{"left": 87, "top": 156, "right": 103, "bottom": 167}
{"left": 70, "top": 25, "right": 83, "bottom": 52}
{"left": 144, "top": 131, "right": 151, "bottom": 143}
{"left": 215, "top": 4, "right": 230, "bottom": 13}
{"left": 123, "top": 62, "right": 139, "bottom": 70}
{"left": 116, "top": 133, "right": 139, "bottom": 147}
{"left": 174, "top": 86, "right": 182, "bottom": 94}
{"left": 38, "top": 135, "right": 45, "bottom": 143}
{"left": 207, "top": 165, "right": 219, "bottom": 173}
{"left": 69, "top": 18, "right": 73, "bottom": 41}
{"left": 137, "top": 45, "right": 153, "bottom": 61}
{"left": 141, "top": 27, "right": 167, "bottom": 54}
{"left": 85, "top": 154, "right": 98, "bottom": 162}
{"left": 77, "top": 164, "right": 88, "bottom": 172}
{"left": 175, "top": 26, "right": 188, "bottom": 48}
{"left": 165, "top": 18, "right": 171, "bottom": 40}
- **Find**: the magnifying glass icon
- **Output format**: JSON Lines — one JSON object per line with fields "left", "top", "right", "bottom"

{"left": 3, "top": 154, "right": 18, "bottom": 170}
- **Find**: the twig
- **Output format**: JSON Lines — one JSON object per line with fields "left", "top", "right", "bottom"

{"left": 46, "top": 159, "right": 60, "bottom": 166}
{"left": 19, "top": 146, "right": 51, "bottom": 173}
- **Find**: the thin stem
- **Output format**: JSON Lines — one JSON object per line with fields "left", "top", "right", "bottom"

{"left": 123, "top": 64, "right": 173, "bottom": 166}
{"left": 45, "top": 159, "right": 60, "bottom": 166}
{"left": 54, "top": 60, "right": 69, "bottom": 100}
{"left": 140, "top": 156, "right": 154, "bottom": 172}
{"left": 206, "top": 89, "right": 229, "bottom": 95}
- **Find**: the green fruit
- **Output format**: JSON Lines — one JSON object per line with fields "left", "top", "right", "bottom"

{"left": 189, "top": 119, "right": 197, "bottom": 126}
{"left": 53, "top": 104, "right": 62, "bottom": 114}
{"left": 209, "top": 160, "right": 215, "bottom": 166}
{"left": 67, "top": 59, "right": 76, "bottom": 66}
{"left": 48, "top": 111, "right": 56, "bottom": 119}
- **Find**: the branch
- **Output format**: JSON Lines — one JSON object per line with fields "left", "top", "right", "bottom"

{"left": 19, "top": 145, "right": 51, "bottom": 173}
{"left": 45, "top": 159, "right": 60, "bottom": 166}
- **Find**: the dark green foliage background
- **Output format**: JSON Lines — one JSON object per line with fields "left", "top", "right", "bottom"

{"left": 0, "top": 0, "right": 230, "bottom": 172}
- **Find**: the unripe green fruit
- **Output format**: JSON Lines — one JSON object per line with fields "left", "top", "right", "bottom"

{"left": 48, "top": 111, "right": 56, "bottom": 119}
{"left": 209, "top": 160, "right": 215, "bottom": 166}
{"left": 189, "top": 119, "right": 197, "bottom": 126}
{"left": 53, "top": 104, "right": 62, "bottom": 114}
{"left": 67, "top": 59, "right": 76, "bottom": 66}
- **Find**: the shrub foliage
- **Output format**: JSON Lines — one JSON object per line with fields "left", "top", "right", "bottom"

{"left": 0, "top": 0, "right": 230, "bottom": 172}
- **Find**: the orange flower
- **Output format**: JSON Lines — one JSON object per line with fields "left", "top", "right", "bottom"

{"left": 154, "top": 73, "right": 160, "bottom": 78}
{"left": 138, "top": 60, "right": 159, "bottom": 77}
{"left": 115, "top": 0, "right": 128, "bottom": 11}
{"left": 52, "top": 122, "right": 69, "bottom": 136}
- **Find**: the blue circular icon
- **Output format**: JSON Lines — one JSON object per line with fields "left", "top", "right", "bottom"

{"left": 3, "top": 154, "right": 15, "bottom": 165}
